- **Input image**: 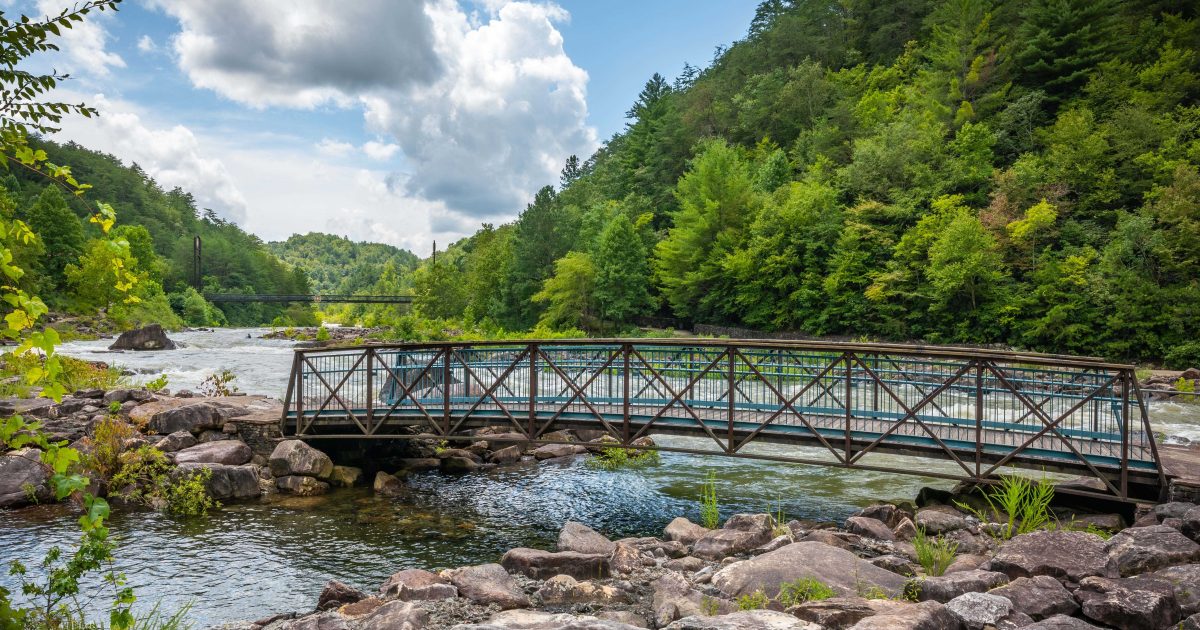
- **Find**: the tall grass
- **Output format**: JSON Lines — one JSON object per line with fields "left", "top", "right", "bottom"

{"left": 957, "top": 475, "right": 1055, "bottom": 539}
{"left": 700, "top": 471, "right": 720, "bottom": 528}
{"left": 0, "top": 351, "right": 125, "bottom": 398}
{"left": 913, "top": 527, "right": 958, "bottom": 576}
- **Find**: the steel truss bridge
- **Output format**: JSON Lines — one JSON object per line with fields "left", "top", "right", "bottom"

{"left": 281, "top": 339, "right": 1168, "bottom": 502}
{"left": 205, "top": 294, "right": 413, "bottom": 304}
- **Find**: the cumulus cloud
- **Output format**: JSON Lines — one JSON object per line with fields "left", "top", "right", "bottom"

{"left": 35, "top": 0, "right": 125, "bottom": 77}
{"left": 151, "top": 0, "right": 597, "bottom": 222}
{"left": 148, "top": 0, "right": 442, "bottom": 109}
{"left": 137, "top": 35, "right": 156, "bottom": 53}
{"left": 54, "top": 94, "right": 249, "bottom": 223}
{"left": 315, "top": 138, "right": 355, "bottom": 158}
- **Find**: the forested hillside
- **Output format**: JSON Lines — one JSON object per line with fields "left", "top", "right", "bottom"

{"left": 267, "top": 233, "right": 419, "bottom": 325}
{"left": 407, "top": 0, "right": 1200, "bottom": 366}
{"left": 4, "top": 139, "right": 315, "bottom": 327}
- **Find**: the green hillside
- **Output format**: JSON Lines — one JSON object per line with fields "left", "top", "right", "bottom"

{"left": 401, "top": 0, "right": 1200, "bottom": 366}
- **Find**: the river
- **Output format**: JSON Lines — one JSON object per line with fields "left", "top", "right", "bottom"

{"left": 0, "top": 328, "right": 1196, "bottom": 626}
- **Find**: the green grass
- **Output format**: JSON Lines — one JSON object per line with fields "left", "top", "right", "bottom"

{"left": 956, "top": 474, "right": 1055, "bottom": 540}
{"left": 913, "top": 527, "right": 958, "bottom": 576}
{"left": 778, "top": 577, "right": 835, "bottom": 606}
{"left": 700, "top": 471, "right": 720, "bottom": 529}
{"left": 737, "top": 590, "right": 769, "bottom": 610}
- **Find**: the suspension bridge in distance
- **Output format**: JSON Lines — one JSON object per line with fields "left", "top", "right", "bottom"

{"left": 278, "top": 338, "right": 1190, "bottom": 503}
{"left": 205, "top": 294, "right": 414, "bottom": 305}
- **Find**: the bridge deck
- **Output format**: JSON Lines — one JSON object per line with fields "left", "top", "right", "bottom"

{"left": 281, "top": 340, "right": 1167, "bottom": 501}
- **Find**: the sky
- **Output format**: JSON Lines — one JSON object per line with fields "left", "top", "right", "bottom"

{"left": 18, "top": 0, "right": 758, "bottom": 255}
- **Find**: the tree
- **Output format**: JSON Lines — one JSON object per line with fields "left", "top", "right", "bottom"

{"left": 64, "top": 238, "right": 142, "bottom": 311}
{"left": 532, "top": 251, "right": 596, "bottom": 330}
{"left": 412, "top": 256, "right": 468, "bottom": 320}
{"left": 1006, "top": 198, "right": 1058, "bottom": 272}
{"left": 506, "top": 185, "right": 576, "bottom": 327}
{"left": 1012, "top": 0, "right": 1123, "bottom": 104}
{"left": 926, "top": 207, "right": 1006, "bottom": 338}
{"left": 24, "top": 185, "right": 83, "bottom": 289}
{"left": 112, "top": 224, "right": 163, "bottom": 282}
{"left": 593, "top": 214, "right": 654, "bottom": 325}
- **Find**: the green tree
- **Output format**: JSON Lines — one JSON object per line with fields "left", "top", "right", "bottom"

{"left": 1012, "top": 0, "right": 1123, "bottom": 103}
{"left": 532, "top": 251, "right": 596, "bottom": 330}
{"left": 593, "top": 214, "right": 654, "bottom": 325}
{"left": 412, "top": 256, "right": 468, "bottom": 320}
{"left": 64, "top": 238, "right": 142, "bottom": 311}
{"left": 926, "top": 207, "right": 1007, "bottom": 338}
{"left": 24, "top": 185, "right": 83, "bottom": 289}
{"left": 1006, "top": 198, "right": 1058, "bottom": 271}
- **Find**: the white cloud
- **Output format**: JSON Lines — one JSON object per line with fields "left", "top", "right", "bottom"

{"left": 150, "top": 0, "right": 597, "bottom": 221}
{"left": 53, "top": 94, "right": 249, "bottom": 224}
{"left": 315, "top": 138, "right": 355, "bottom": 158}
{"left": 137, "top": 35, "right": 157, "bottom": 53}
{"left": 35, "top": 0, "right": 125, "bottom": 77}
{"left": 362, "top": 140, "right": 400, "bottom": 161}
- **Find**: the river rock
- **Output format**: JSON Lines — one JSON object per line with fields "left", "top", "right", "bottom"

{"left": 664, "top": 517, "right": 710, "bottom": 545}
{"left": 328, "top": 466, "right": 361, "bottom": 488}
{"left": 536, "top": 574, "right": 631, "bottom": 605}
{"left": 711, "top": 542, "right": 907, "bottom": 599}
{"left": 790, "top": 597, "right": 877, "bottom": 629}
{"left": 989, "top": 529, "right": 1110, "bottom": 582}
{"left": 379, "top": 569, "right": 457, "bottom": 601}
{"left": 664, "top": 610, "right": 821, "bottom": 629}
{"left": 278, "top": 611, "right": 350, "bottom": 630}
{"left": 848, "top": 600, "right": 958, "bottom": 630}
{"left": 1105, "top": 524, "right": 1200, "bottom": 576}
{"left": 500, "top": 547, "right": 610, "bottom": 580}
{"left": 869, "top": 554, "right": 916, "bottom": 577}
{"left": 176, "top": 463, "right": 261, "bottom": 500}
{"left": 653, "top": 571, "right": 736, "bottom": 626}
{"left": 1152, "top": 564, "right": 1200, "bottom": 615}
{"left": 845, "top": 516, "right": 895, "bottom": 541}
{"left": 531, "top": 443, "right": 586, "bottom": 460}
{"left": 173, "top": 440, "right": 252, "bottom": 466}
{"left": 1184, "top": 506, "right": 1200, "bottom": 543}
{"left": 155, "top": 430, "right": 197, "bottom": 452}
{"left": 693, "top": 514, "right": 776, "bottom": 560}
{"left": 558, "top": 521, "right": 616, "bottom": 555}
{"left": 1022, "top": 615, "right": 1103, "bottom": 629}
{"left": 914, "top": 506, "right": 967, "bottom": 534}
{"left": 441, "top": 456, "right": 481, "bottom": 473}
{"left": 1158, "top": 502, "right": 1197, "bottom": 520}
{"left": 437, "top": 448, "right": 481, "bottom": 462}
{"left": 665, "top": 556, "right": 706, "bottom": 572}
{"left": 317, "top": 580, "right": 366, "bottom": 610}
{"left": 1185, "top": 613, "right": 1200, "bottom": 630}
{"left": 357, "top": 601, "right": 428, "bottom": 630}
{"left": 915, "top": 569, "right": 1009, "bottom": 603}
{"left": 396, "top": 458, "right": 440, "bottom": 471}
{"left": 148, "top": 402, "right": 225, "bottom": 435}
{"left": 489, "top": 445, "right": 523, "bottom": 464}
{"left": 1074, "top": 575, "right": 1180, "bottom": 630}
{"left": 444, "top": 563, "right": 530, "bottom": 609}
{"left": 611, "top": 541, "right": 653, "bottom": 573}
{"left": 373, "top": 471, "right": 406, "bottom": 497}
{"left": 0, "top": 448, "right": 50, "bottom": 508}
{"left": 269, "top": 440, "right": 333, "bottom": 479}
{"left": 989, "top": 575, "right": 1079, "bottom": 620}
{"left": 108, "top": 324, "right": 176, "bottom": 351}
{"left": 945, "top": 592, "right": 1012, "bottom": 630}
{"left": 455, "top": 609, "right": 642, "bottom": 629}
{"left": 276, "top": 475, "right": 330, "bottom": 496}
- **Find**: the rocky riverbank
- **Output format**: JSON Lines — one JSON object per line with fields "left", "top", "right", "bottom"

{"left": 210, "top": 493, "right": 1200, "bottom": 630}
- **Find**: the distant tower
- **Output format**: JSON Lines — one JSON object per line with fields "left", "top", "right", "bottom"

{"left": 432, "top": 240, "right": 437, "bottom": 266}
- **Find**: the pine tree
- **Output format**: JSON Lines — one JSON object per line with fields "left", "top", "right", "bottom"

{"left": 1012, "top": 0, "right": 1123, "bottom": 104}
{"left": 593, "top": 214, "right": 654, "bottom": 325}
{"left": 24, "top": 185, "right": 84, "bottom": 290}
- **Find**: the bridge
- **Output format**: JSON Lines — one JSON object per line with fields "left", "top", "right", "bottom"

{"left": 205, "top": 294, "right": 413, "bottom": 304}
{"left": 280, "top": 339, "right": 1169, "bottom": 502}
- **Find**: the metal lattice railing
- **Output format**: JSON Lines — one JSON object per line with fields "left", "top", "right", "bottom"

{"left": 281, "top": 339, "right": 1165, "bottom": 501}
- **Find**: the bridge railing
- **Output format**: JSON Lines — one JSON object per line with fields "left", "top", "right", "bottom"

{"left": 281, "top": 339, "right": 1164, "bottom": 500}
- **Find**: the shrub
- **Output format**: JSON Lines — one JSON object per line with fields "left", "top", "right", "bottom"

{"left": 199, "top": 369, "right": 238, "bottom": 397}
{"left": 1174, "top": 377, "right": 1196, "bottom": 394}
{"left": 110, "top": 446, "right": 173, "bottom": 505}
{"left": 588, "top": 447, "right": 661, "bottom": 470}
{"left": 144, "top": 374, "right": 169, "bottom": 392}
{"left": 737, "top": 590, "right": 769, "bottom": 610}
{"left": 956, "top": 475, "right": 1055, "bottom": 539}
{"left": 164, "top": 467, "right": 218, "bottom": 517}
{"left": 81, "top": 416, "right": 138, "bottom": 481}
{"left": 700, "top": 471, "right": 720, "bottom": 528}
{"left": 913, "top": 527, "right": 958, "bottom": 576}
{"left": 315, "top": 326, "right": 331, "bottom": 342}
{"left": 1164, "top": 341, "right": 1200, "bottom": 371}
{"left": 778, "top": 577, "right": 835, "bottom": 606}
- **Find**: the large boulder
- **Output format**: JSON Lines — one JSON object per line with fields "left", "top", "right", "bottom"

{"left": 154, "top": 430, "right": 197, "bottom": 453}
{"left": 530, "top": 443, "right": 587, "bottom": 460}
{"left": 173, "top": 440, "right": 252, "bottom": 466}
{"left": 328, "top": 466, "right": 362, "bottom": 488}
{"left": 357, "top": 601, "right": 428, "bottom": 630}
{"left": 0, "top": 448, "right": 50, "bottom": 508}
{"left": 148, "top": 403, "right": 225, "bottom": 435}
{"left": 317, "top": 580, "right": 365, "bottom": 610}
{"left": 692, "top": 514, "right": 776, "bottom": 560}
{"left": 653, "top": 571, "right": 736, "bottom": 627}
{"left": 1181, "top": 506, "right": 1200, "bottom": 543}
{"left": 455, "top": 609, "right": 642, "bottom": 629}
{"left": 108, "top": 324, "right": 176, "bottom": 351}
{"left": 1022, "top": 616, "right": 1103, "bottom": 629}
{"left": 558, "top": 521, "right": 616, "bottom": 555}
{"left": 845, "top": 516, "right": 895, "bottom": 541}
{"left": 373, "top": 472, "right": 407, "bottom": 498}
{"left": 443, "top": 563, "right": 530, "bottom": 609}
{"left": 1151, "top": 564, "right": 1200, "bottom": 616}
{"left": 914, "top": 569, "right": 1009, "bottom": 603}
{"left": 664, "top": 517, "right": 710, "bottom": 545}
{"left": 379, "top": 569, "right": 457, "bottom": 601}
{"left": 914, "top": 506, "right": 967, "bottom": 534}
{"left": 176, "top": 463, "right": 260, "bottom": 500}
{"left": 711, "top": 542, "right": 907, "bottom": 600}
{"left": 1073, "top": 575, "right": 1180, "bottom": 630}
{"left": 848, "top": 600, "right": 959, "bottom": 629}
{"left": 791, "top": 597, "right": 878, "bottom": 629}
{"left": 536, "top": 575, "right": 631, "bottom": 606}
{"left": 989, "top": 575, "right": 1079, "bottom": 620}
{"left": 989, "top": 530, "right": 1110, "bottom": 582}
{"left": 945, "top": 592, "right": 1013, "bottom": 630}
{"left": 269, "top": 440, "right": 333, "bottom": 479}
{"left": 1104, "top": 525, "right": 1200, "bottom": 576}
{"left": 500, "top": 547, "right": 610, "bottom": 580}
{"left": 663, "top": 610, "right": 822, "bottom": 629}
